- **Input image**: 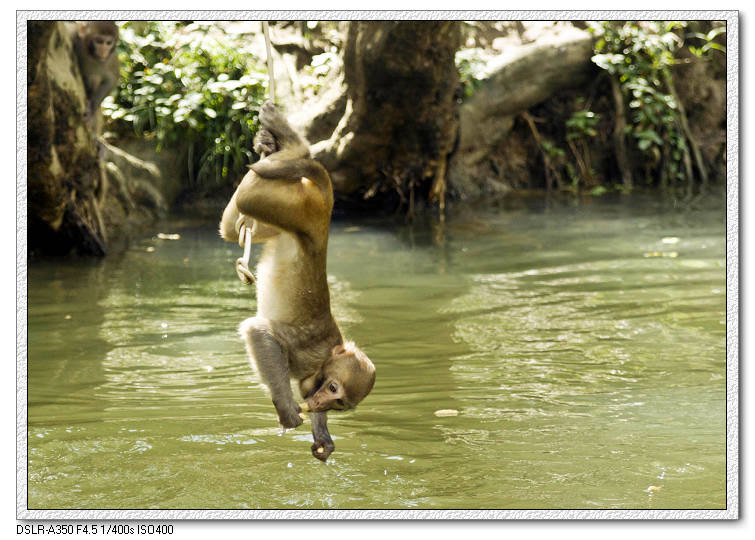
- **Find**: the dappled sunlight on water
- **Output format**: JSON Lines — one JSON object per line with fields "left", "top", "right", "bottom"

{"left": 27, "top": 194, "right": 726, "bottom": 510}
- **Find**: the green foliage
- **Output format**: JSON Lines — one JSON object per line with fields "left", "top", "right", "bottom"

{"left": 308, "top": 51, "right": 339, "bottom": 79}
{"left": 688, "top": 26, "right": 726, "bottom": 57}
{"left": 301, "top": 50, "right": 340, "bottom": 95}
{"left": 566, "top": 110, "right": 600, "bottom": 140}
{"left": 562, "top": 109, "right": 600, "bottom": 189}
{"left": 104, "top": 21, "right": 269, "bottom": 190}
{"left": 590, "top": 21, "right": 690, "bottom": 184}
{"left": 455, "top": 48, "right": 487, "bottom": 98}
{"left": 540, "top": 140, "right": 565, "bottom": 161}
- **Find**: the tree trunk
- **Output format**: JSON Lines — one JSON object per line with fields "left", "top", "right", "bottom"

{"left": 311, "top": 21, "right": 461, "bottom": 213}
{"left": 27, "top": 21, "right": 108, "bottom": 255}
{"left": 26, "top": 21, "right": 166, "bottom": 256}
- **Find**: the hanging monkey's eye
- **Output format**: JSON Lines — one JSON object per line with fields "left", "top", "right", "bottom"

{"left": 329, "top": 382, "right": 338, "bottom": 393}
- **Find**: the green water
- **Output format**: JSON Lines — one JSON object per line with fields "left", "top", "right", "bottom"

{"left": 26, "top": 194, "right": 727, "bottom": 510}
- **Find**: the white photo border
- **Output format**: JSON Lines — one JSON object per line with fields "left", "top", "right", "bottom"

{"left": 16, "top": 9, "right": 739, "bottom": 520}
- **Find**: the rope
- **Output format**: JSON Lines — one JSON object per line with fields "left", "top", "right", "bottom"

{"left": 262, "top": 21, "right": 275, "bottom": 103}
{"left": 235, "top": 21, "right": 277, "bottom": 285}
{"left": 235, "top": 226, "right": 254, "bottom": 285}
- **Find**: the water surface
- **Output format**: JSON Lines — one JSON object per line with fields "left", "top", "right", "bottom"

{"left": 27, "top": 193, "right": 727, "bottom": 510}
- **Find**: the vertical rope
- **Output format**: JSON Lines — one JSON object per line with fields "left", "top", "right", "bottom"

{"left": 262, "top": 21, "right": 275, "bottom": 103}
{"left": 235, "top": 22, "right": 276, "bottom": 285}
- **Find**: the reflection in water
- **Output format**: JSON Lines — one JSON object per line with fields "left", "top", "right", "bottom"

{"left": 27, "top": 194, "right": 726, "bottom": 510}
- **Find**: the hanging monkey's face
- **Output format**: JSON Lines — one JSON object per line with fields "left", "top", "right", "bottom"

{"left": 305, "top": 342, "right": 375, "bottom": 413}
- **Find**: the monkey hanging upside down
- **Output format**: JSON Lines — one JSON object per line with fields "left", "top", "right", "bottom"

{"left": 219, "top": 101, "right": 376, "bottom": 461}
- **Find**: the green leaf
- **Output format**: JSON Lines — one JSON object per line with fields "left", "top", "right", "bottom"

{"left": 702, "top": 42, "right": 726, "bottom": 53}
{"left": 706, "top": 26, "right": 727, "bottom": 40}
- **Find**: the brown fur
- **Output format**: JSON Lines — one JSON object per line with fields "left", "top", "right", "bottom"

{"left": 71, "top": 21, "right": 120, "bottom": 125}
{"left": 219, "top": 102, "right": 375, "bottom": 461}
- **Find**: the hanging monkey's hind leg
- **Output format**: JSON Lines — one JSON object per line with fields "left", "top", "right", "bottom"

{"left": 254, "top": 126, "right": 278, "bottom": 157}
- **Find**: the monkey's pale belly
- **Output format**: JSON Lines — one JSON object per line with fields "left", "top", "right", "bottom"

{"left": 255, "top": 234, "right": 306, "bottom": 322}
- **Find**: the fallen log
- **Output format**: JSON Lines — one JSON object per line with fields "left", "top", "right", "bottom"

{"left": 449, "top": 25, "right": 597, "bottom": 194}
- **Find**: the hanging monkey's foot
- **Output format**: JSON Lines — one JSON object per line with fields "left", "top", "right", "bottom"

{"left": 257, "top": 101, "right": 309, "bottom": 159}
{"left": 253, "top": 128, "right": 278, "bottom": 157}
{"left": 258, "top": 101, "right": 287, "bottom": 132}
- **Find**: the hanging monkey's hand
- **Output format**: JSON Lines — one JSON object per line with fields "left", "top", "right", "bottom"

{"left": 234, "top": 215, "right": 256, "bottom": 247}
{"left": 274, "top": 399, "right": 304, "bottom": 429}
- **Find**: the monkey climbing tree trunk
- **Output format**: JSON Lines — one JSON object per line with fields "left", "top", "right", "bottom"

{"left": 26, "top": 20, "right": 166, "bottom": 256}
{"left": 27, "top": 21, "right": 108, "bottom": 256}
{"left": 311, "top": 21, "right": 461, "bottom": 215}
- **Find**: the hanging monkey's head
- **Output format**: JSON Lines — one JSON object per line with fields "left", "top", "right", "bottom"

{"left": 305, "top": 342, "right": 375, "bottom": 413}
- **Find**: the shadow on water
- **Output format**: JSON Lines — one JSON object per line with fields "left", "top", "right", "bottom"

{"left": 26, "top": 191, "right": 727, "bottom": 510}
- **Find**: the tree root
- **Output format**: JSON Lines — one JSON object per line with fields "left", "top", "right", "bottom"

{"left": 610, "top": 77, "right": 633, "bottom": 189}
{"left": 522, "top": 111, "right": 563, "bottom": 191}
{"left": 664, "top": 70, "right": 708, "bottom": 190}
